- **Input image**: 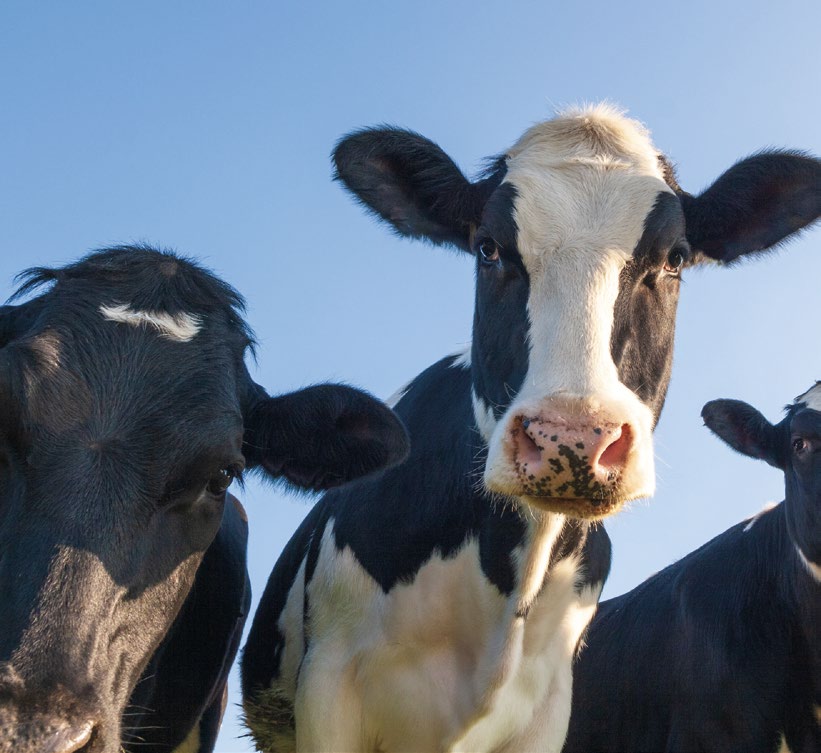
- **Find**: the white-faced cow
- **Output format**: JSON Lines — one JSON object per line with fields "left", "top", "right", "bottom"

{"left": 564, "top": 384, "right": 821, "bottom": 753}
{"left": 0, "top": 246, "right": 409, "bottom": 753}
{"left": 241, "top": 106, "right": 821, "bottom": 753}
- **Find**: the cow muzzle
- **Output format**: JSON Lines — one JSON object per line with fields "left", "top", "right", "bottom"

{"left": 0, "top": 704, "right": 98, "bottom": 753}
{"left": 483, "top": 394, "right": 655, "bottom": 518}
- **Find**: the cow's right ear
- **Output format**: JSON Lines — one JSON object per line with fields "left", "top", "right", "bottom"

{"left": 701, "top": 399, "right": 783, "bottom": 469}
{"left": 243, "top": 383, "right": 410, "bottom": 491}
{"left": 332, "top": 127, "right": 490, "bottom": 252}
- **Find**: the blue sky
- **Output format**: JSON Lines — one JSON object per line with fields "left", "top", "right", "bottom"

{"left": 3, "top": 2, "right": 821, "bottom": 750}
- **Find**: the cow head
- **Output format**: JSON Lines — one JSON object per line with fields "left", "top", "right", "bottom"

{"left": 0, "top": 247, "right": 409, "bottom": 753}
{"left": 702, "top": 382, "right": 821, "bottom": 582}
{"left": 333, "top": 104, "right": 821, "bottom": 519}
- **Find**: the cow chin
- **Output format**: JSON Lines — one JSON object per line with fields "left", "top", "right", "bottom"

{"left": 519, "top": 492, "right": 639, "bottom": 520}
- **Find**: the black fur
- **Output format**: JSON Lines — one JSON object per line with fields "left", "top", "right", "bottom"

{"left": 0, "top": 246, "right": 409, "bottom": 753}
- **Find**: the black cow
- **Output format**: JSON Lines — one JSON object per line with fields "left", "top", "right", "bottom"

{"left": 123, "top": 492, "right": 251, "bottom": 753}
{"left": 564, "top": 384, "right": 821, "bottom": 753}
{"left": 241, "top": 106, "right": 821, "bottom": 752}
{"left": 0, "top": 246, "right": 409, "bottom": 753}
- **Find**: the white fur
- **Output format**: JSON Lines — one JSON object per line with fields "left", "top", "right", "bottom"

{"left": 473, "top": 389, "right": 499, "bottom": 443}
{"left": 795, "top": 382, "right": 821, "bottom": 412}
{"left": 796, "top": 545, "right": 821, "bottom": 583}
{"left": 99, "top": 303, "right": 201, "bottom": 342}
{"left": 451, "top": 344, "right": 472, "bottom": 369}
{"left": 284, "top": 514, "right": 599, "bottom": 753}
{"left": 743, "top": 501, "right": 779, "bottom": 532}
{"left": 483, "top": 106, "right": 668, "bottom": 504}
{"left": 777, "top": 734, "right": 792, "bottom": 752}
{"left": 385, "top": 380, "right": 412, "bottom": 409}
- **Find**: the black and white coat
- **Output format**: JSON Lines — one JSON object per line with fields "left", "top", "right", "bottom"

{"left": 0, "top": 247, "right": 409, "bottom": 753}
{"left": 241, "top": 106, "right": 821, "bottom": 753}
{"left": 564, "top": 384, "right": 821, "bottom": 753}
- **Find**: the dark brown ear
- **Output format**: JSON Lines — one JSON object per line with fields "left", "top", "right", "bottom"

{"left": 333, "top": 127, "right": 493, "bottom": 252}
{"left": 243, "top": 383, "right": 410, "bottom": 491}
{"left": 682, "top": 151, "right": 821, "bottom": 263}
{"left": 701, "top": 399, "right": 783, "bottom": 469}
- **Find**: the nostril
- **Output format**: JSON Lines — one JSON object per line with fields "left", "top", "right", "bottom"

{"left": 597, "top": 424, "right": 632, "bottom": 470}
{"left": 43, "top": 722, "right": 95, "bottom": 753}
{"left": 515, "top": 417, "right": 543, "bottom": 465}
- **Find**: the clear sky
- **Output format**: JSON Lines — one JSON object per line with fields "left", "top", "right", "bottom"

{"left": 3, "top": 2, "right": 821, "bottom": 750}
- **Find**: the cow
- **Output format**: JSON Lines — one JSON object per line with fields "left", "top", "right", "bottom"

{"left": 563, "top": 384, "right": 821, "bottom": 753}
{"left": 240, "top": 105, "right": 821, "bottom": 753}
{"left": 0, "top": 245, "right": 410, "bottom": 753}
{"left": 122, "top": 492, "right": 251, "bottom": 753}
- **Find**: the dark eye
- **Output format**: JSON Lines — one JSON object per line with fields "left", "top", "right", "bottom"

{"left": 206, "top": 467, "right": 236, "bottom": 496}
{"left": 477, "top": 239, "right": 501, "bottom": 265}
{"left": 792, "top": 436, "right": 810, "bottom": 456}
{"left": 664, "top": 248, "right": 686, "bottom": 274}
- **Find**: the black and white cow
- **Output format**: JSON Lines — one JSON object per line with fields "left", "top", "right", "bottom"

{"left": 563, "top": 384, "right": 821, "bottom": 753}
{"left": 241, "top": 106, "right": 821, "bottom": 752}
{"left": 0, "top": 246, "right": 409, "bottom": 753}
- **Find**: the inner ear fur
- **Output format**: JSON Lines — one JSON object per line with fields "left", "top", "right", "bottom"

{"left": 701, "top": 398, "right": 783, "bottom": 468}
{"left": 332, "top": 127, "right": 490, "bottom": 252}
{"left": 683, "top": 150, "right": 821, "bottom": 263}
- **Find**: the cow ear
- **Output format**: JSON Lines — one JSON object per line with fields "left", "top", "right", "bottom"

{"left": 333, "top": 127, "right": 490, "bottom": 252}
{"left": 701, "top": 399, "right": 783, "bottom": 468}
{"left": 683, "top": 151, "right": 821, "bottom": 263}
{"left": 243, "top": 384, "right": 410, "bottom": 491}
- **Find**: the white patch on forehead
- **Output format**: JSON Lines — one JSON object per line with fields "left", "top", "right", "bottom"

{"left": 796, "top": 545, "right": 821, "bottom": 583}
{"left": 503, "top": 106, "right": 672, "bottom": 399}
{"left": 795, "top": 382, "right": 821, "bottom": 412}
{"left": 99, "top": 303, "right": 201, "bottom": 342}
{"left": 742, "top": 501, "right": 779, "bottom": 532}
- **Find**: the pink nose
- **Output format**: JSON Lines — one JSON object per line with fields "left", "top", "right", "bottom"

{"left": 511, "top": 413, "right": 634, "bottom": 497}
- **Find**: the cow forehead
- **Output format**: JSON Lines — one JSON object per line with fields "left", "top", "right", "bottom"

{"left": 502, "top": 106, "right": 672, "bottom": 265}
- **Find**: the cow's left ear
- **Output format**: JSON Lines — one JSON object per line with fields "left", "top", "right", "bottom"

{"left": 701, "top": 399, "right": 783, "bottom": 469}
{"left": 243, "top": 384, "right": 410, "bottom": 490}
{"left": 682, "top": 151, "right": 821, "bottom": 263}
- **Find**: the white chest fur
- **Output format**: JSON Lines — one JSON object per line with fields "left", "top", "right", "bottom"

{"left": 288, "top": 514, "right": 601, "bottom": 753}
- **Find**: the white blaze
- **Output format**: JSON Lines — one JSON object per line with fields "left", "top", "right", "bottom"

{"left": 482, "top": 106, "right": 672, "bottom": 505}
{"left": 99, "top": 303, "right": 201, "bottom": 342}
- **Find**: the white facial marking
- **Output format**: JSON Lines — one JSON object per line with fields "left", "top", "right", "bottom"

{"left": 742, "top": 501, "right": 779, "bottom": 532}
{"left": 777, "top": 733, "right": 792, "bottom": 753}
{"left": 795, "top": 382, "right": 821, "bottom": 412}
{"left": 796, "top": 545, "right": 821, "bottom": 583}
{"left": 483, "top": 106, "right": 669, "bottom": 507}
{"left": 99, "top": 303, "right": 201, "bottom": 342}
{"left": 472, "top": 389, "right": 498, "bottom": 443}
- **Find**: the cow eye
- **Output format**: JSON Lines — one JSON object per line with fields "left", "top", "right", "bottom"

{"left": 206, "top": 466, "right": 237, "bottom": 495}
{"left": 664, "top": 247, "right": 686, "bottom": 274}
{"left": 477, "top": 239, "right": 501, "bottom": 265}
{"left": 792, "top": 436, "right": 810, "bottom": 456}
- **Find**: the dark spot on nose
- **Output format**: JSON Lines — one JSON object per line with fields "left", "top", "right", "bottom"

{"left": 575, "top": 442, "right": 585, "bottom": 450}
{"left": 522, "top": 418, "right": 530, "bottom": 429}
{"left": 593, "top": 427, "right": 602, "bottom": 435}
{"left": 550, "top": 435, "right": 558, "bottom": 442}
